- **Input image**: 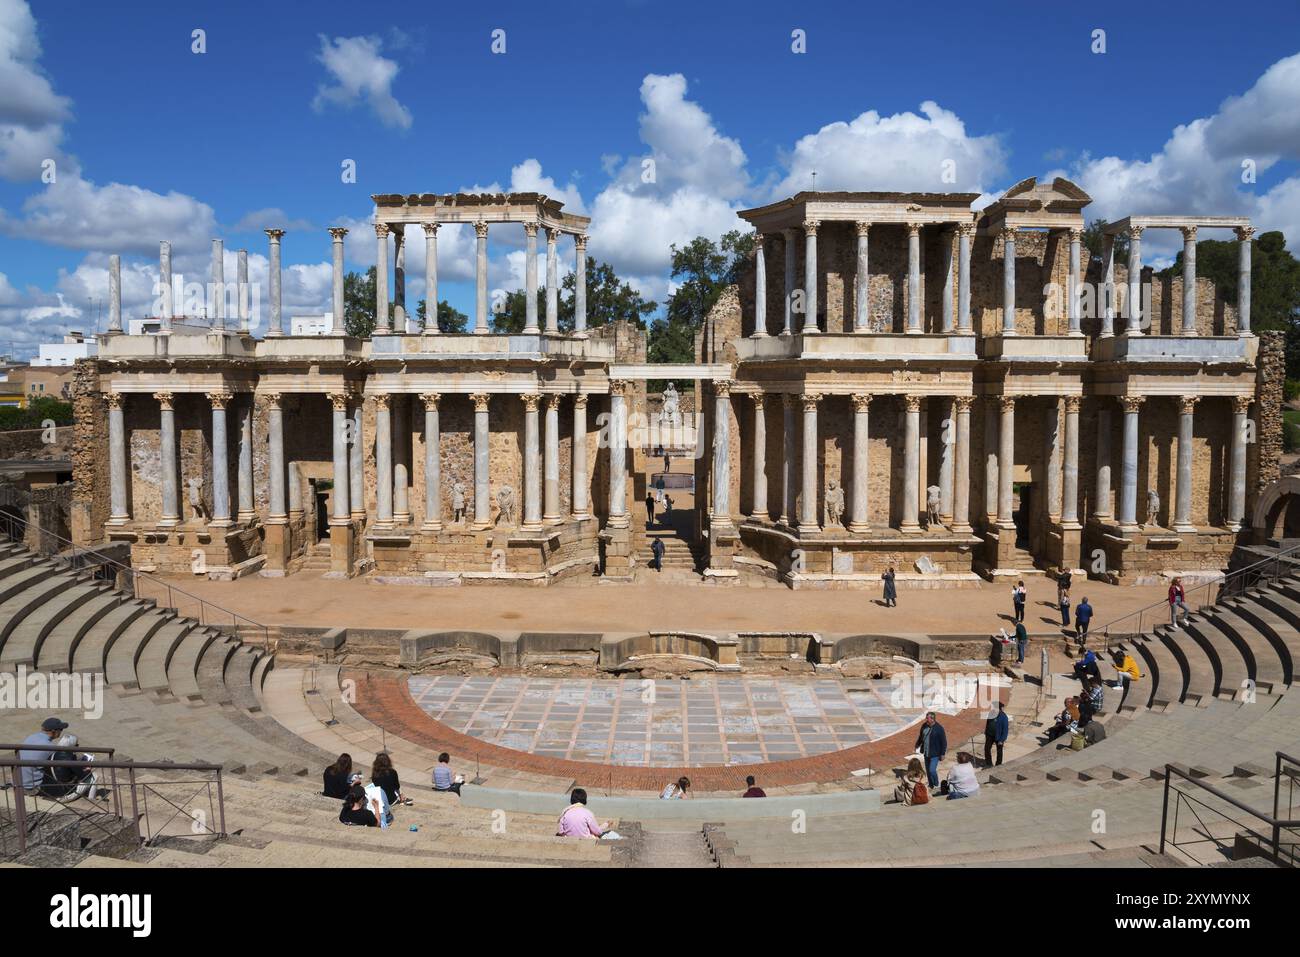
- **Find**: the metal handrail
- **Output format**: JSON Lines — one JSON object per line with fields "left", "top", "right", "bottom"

{"left": 0, "top": 511, "right": 271, "bottom": 650}
{"left": 1277, "top": 751, "right": 1300, "bottom": 826}
{"left": 1160, "top": 756, "right": 1300, "bottom": 866}
{"left": 1099, "top": 541, "right": 1300, "bottom": 653}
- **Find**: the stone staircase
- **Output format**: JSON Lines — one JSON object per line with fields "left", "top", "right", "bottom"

{"left": 296, "top": 542, "right": 332, "bottom": 574}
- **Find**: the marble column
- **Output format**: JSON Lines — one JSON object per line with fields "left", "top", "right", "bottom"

{"left": 901, "top": 395, "right": 922, "bottom": 531}
{"left": 799, "top": 393, "right": 820, "bottom": 533}
{"left": 984, "top": 399, "right": 1000, "bottom": 525}
{"left": 953, "top": 396, "right": 972, "bottom": 532}
{"left": 1068, "top": 227, "right": 1083, "bottom": 335}
{"left": 572, "top": 395, "right": 590, "bottom": 519}
{"left": 522, "top": 393, "right": 542, "bottom": 530}
{"left": 574, "top": 235, "right": 589, "bottom": 334}
{"left": 1101, "top": 234, "right": 1116, "bottom": 337}
{"left": 957, "top": 224, "right": 973, "bottom": 334}
{"left": 545, "top": 228, "right": 559, "bottom": 334}
{"left": 1228, "top": 396, "right": 1251, "bottom": 530}
{"left": 393, "top": 395, "right": 411, "bottom": 524}
{"left": 1000, "top": 225, "right": 1017, "bottom": 335}
{"left": 474, "top": 222, "right": 489, "bottom": 334}
{"left": 471, "top": 394, "right": 491, "bottom": 527}
{"left": 375, "top": 394, "right": 393, "bottom": 527}
{"left": 1094, "top": 406, "right": 1113, "bottom": 520}
{"left": 267, "top": 394, "right": 286, "bottom": 524}
{"left": 781, "top": 394, "right": 796, "bottom": 524}
{"left": 392, "top": 226, "right": 406, "bottom": 330}
{"left": 1062, "top": 396, "right": 1080, "bottom": 525}
{"left": 782, "top": 229, "right": 797, "bottom": 336}
{"left": 423, "top": 224, "right": 439, "bottom": 333}
{"left": 159, "top": 241, "right": 173, "bottom": 320}
{"left": 237, "top": 248, "right": 249, "bottom": 334}
{"left": 608, "top": 382, "right": 629, "bottom": 527}
{"left": 288, "top": 461, "right": 302, "bottom": 521}
{"left": 1118, "top": 396, "right": 1143, "bottom": 527}
{"left": 997, "top": 396, "right": 1015, "bottom": 527}
{"left": 1181, "top": 225, "right": 1198, "bottom": 335}
{"left": 938, "top": 397, "right": 954, "bottom": 524}
{"left": 1236, "top": 226, "right": 1254, "bottom": 335}
{"left": 1173, "top": 396, "right": 1197, "bottom": 532}
{"left": 108, "top": 254, "right": 122, "bottom": 333}
{"left": 906, "top": 223, "right": 922, "bottom": 334}
{"left": 854, "top": 222, "right": 870, "bottom": 332}
{"left": 156, "top": 392, "right": 178, "bottom": 525}
{"left": 210, "top": 240, "right": 224, "bottom": 331}
{"left": 848, "top": 393, "right": 870, "bottom": 533}
{"left": 374, "top": 224, "right": 390, "bottom": 335}
{"left": 523, "top": 222, "right": 540, "bottom": 334}
{"left": 329, "top": 393, "right": 351, "bottom": 524}
{"left": 329, "top": 227, "right": 347, "bottom": 334}
{"left": 1126, "top": 225, "right": 1144, "bottom": 334}
{"left": 750, "top": 393, "right": 768, "bottom": 521}
{"left": 349, "top": 398, "right": 364, "bottom": 520}
{"left": 107, "top": 393, "right": 129, "bottom": 523}
{"left": 941, "top": 229, "right": 955, "bottom": 333}
{"left": 802, "top": 221, "right": 819, "bottom": 333}
{"left": 421, "top": 394, "right": 442, "bottom": 531}
{"left": 1046, "top": 399, "right": 1062, "bottom": 522}
{"left": 208, "top": 391, "right": 232, "bottom": 524}
{"left": 753, "top": 233, "right": 768, "bottom": 337}
{"left": 265, "top": 229, "right": 283, "bottom": 336}
{"left": 237, "top": 398, "right": 254, "bottom": 522}
{"left": 543, "top": 395, "right": 560, "bottom": 524}
{"left": 713, "top": 381, "right": 733, "bottom": 523}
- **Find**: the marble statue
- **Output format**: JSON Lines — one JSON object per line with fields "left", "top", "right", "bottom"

{"left": 451, "top": 480, "right": 466, "bottom": 524}
{"left": 824, "top": 480, "right": 845, "bottom": 527}
{"left": 660, "top": 382, "right": 682, "bottom": 431}
{"left": 926, "top": 485, "right": 942, "bottom": 528}
{"left": 187, "top": 476, "right": 208, "bottom": 522}
{"left": 1146, "top": 489, "right": 1160, "bottom": 528}
{"left": 495, "top": 484, "right": 516, "bottom": 526}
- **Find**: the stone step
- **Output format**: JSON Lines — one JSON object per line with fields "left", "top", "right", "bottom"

{"left": 166, "top": 627, "right": 223, "bottom": 701}
{"left": 1223, "top": 597, "right": 1298, "bottom": 685}
{"left": 0, "top": 580, "right": 107, "bottom": 668}
{"left": 1156, "top": 624, "right": 1215, "bottom": 704}
{"left": 103, "top": 611, "right": 176, "bottom": 688}
{"left": 1203, "top": 608, "right": 1285, "bottom": 694}
{"left": 133, "top": 619, "right": 199, "bottom": 694}
{"left": 1182, "top": 618, "right": 1249, "bottom": 700}
{"left": 70, "top": 600, "right": 157, "bottom": 673}
{"left": 36, "top": 591, "right": 134, "bottom": 672}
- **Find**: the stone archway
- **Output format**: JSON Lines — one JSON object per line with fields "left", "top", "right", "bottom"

{"left": 1252, "top": 475, "right": 1300, "bottom": 543}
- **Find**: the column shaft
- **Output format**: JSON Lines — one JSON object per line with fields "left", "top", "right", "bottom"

{"left": 907, "top": 224, "right": 922, "bottom": 333}
{"left": 849, "top": 395, "right": 870, "bottom": 532}
{"left": 574, "top": 237, "right": 588, "bottom": 333}
{"left": 1101, "top": 236, "right": 1115, "bottom": 337}
{"left": 1068, "top": 229, "right": 1082, "bottom": 334}
{"left": 957, "top": 226, "right": 972, "bottom": 333}
{"left": 375, "top": 396, "right": 393, "bottom": 525}
{"left": 1126, "top": 228, "right": 1143, "bottom": 334}
{"left": 210, "top": 240, "right": 224, "bottom": 331}
{"left": 1173, "top": 398, "right": 1196, "bottom": 531}
{"left": 1119, "top": 399, "right": 1141, "bottom": 526}
{"left": 331, "top": 397, "right": 351, "bottom": 523}
{"left": 782, "top": 395, "right": 796, "bottom": 523}
{"left": 393, "top": 228, "right": 406, "bottom": 330}
{"left": 159, "top": 242, "right": 173, "bottom": 320}
{"left": 237, "top": 400, "right": 254, "bottom": 521}
{"left": 210, "top": 397, "right": 231, "bottom": 523}
{"left": 108, "top": 397, "right": 129, "bottom": 522}
{"left": 608, "top": 386, "right": 628, "bottom": 526}
{"left": 329, "top": 228, "right": 347, "bottom": 334}
{"left": 782, "top": 230, "right": 796, "bottom": 335}
{"left": 158, "top": 395, "right": 179, "bottom": 524}
{"left": 984, "top": 401, "right": 999, "bottom": 524}
{"left": 545, "top": 230, "right": 559, "bottom": 334}
{"left": 799, "top": 395, "right": 819, "bottom": 531}
{"left": 543, "top": 397, "right": 560, "bottom": 523}
{"left": 423, "top": 225, "right": 439, "bottom": 333}
{"left": 266, "top": 231, "right": 283, "bottom": 336}
{"left": 422, "top": 396, "right": 442, "bottom": 530}
{"left": 1046, "top": 400, "right": 1062, "bottom": 521}
{"left": 1062, "top": 397, "right": 1080, "bottom": 524}
{"left": 349, "top": 401, "right": 364, "bottom": 519}
{"left": 572, "top": 397, "right": 590, "bottom": 519}
{"left": 713, "top": 385, "right": 732, "bottom": 521}
{"left": 268, "top": 398, "right": 286, "bottom": 523}
{"left": 1001, "top": 228, "right": 1016, "bottom": 335}
{"left": 1237, "top": 227, "right": 1253, "bottom": 335}
{"left": 524, "top": 224, "right": 540, "bottom": 333}
{"left": 474, "top": 224, "right": 488, "bottom": 334}
{"left": 902, "top": 397, "right": 921, "bottom": 530}
{"left": 1181, "top": 227, "right": 1197, "bottom": 335}
{"left": 1228, "top": 398, "right": 1249, "bottom": 530}
{"left": 1094, "top": 407, "right": 1113, "bottom": 519}
{"left": 953, "top": 398, "right": 971, "bottom": 530}
{"left": 854, "top": 224, "right": 870, "bottom": 332}
{"left": 393, "top": 396, "right": 410, "bottom": 523}
{"left": 941, "top": 230, "right": 954, "bottom": 333}
{"left": 473, "top": 396, "right": 491, "bottom": 526}
{"left": 938, "top": 397, "right": 954, "bottom": 523}
{"left": 997, "top": 398, "right": 1015, "bottom": 526}
{"left": 802, "top": 223, "right": 819, "bottom": 333}
{"left": 523, "top": 395, "right": 541, "bottom": 529}
{"left": 374, "top": 226, "right": 390, "bottom": 335}
{"left": 750, "top": 394, "right": 767, "bottom": 520}
{"left": 753, "top": 235, "right": 768, "bottom": 336}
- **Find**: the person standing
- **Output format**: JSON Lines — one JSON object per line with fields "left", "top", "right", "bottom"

{"left": 1012, "top": 580, "right": 1027, "bottom": 623}
{"left": 1014, "top": 620, "right": 1029, "bottom": 664}
{"left": 645, "top": 491, "right": 656, "bottom": 527}
{"left": 650, "top": 536, "right": 665, "bottom": 573}
{"left": 913, "top": 712, "right": 947, "bottom": 790}
{"left": 1168, "top": 577, "right": 1189, "bottom": 627}
{"left": 1059, "top": 586, "right": 1071, "bottom": 628}
{"left": 1075, "top": 596, "right": 1093, "bottom": 644}
{"left": 983, "top": 702, "right": 1009, "bottom": 767}
{"left": 882, "top": 565, "right": 897, "bottom": 608}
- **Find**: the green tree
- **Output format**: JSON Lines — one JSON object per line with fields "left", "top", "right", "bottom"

{"left": 0, "top": 396, "right": 73, "bottom": 432}
{"left": 415, "top": 298, "right": 469, "bottom": 334}
{"left": 1081, "top": 219, "right": 1130, "bottom": 267}
{"left": 490, "top": 257, "right": 656, "bottom": 334}
{"left": 649, "top": 230, "right": 755, "bottom": 370}
{"left": 343, "top": 266, "right": 394, "bottom": 338}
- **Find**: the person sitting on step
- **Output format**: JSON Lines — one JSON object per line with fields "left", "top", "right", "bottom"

{"left": 322, "top": 753, "right": 352, "bottom": 799}
{"left": 893, "top": 757, "right": 928, "bottom": 806}
{"left": 371, "top": 752, "right": 412, "bottom": 807}
{"left": 660, "top": 776, "right": 691, "bottom": 799}
{"left": 557, "top": 788, "right": 610, "bottom": 838}
{"left": 944, "top": 752, "right": 980, "bottom": 800}
{"left": 432, "top": 752, "right": 464, "bottom": 796}
{"left": 339, "top": 783, "right": 380, "bottom": 827}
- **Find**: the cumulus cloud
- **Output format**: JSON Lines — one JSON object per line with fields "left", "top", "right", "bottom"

{"left": 232, "top": 207, "right": 314, "bottom": 234}
{"left": 0, "top": 0, "right": 74, "bottom": 180}
{"left": 312, "top": 34, "right": 412, "bottom": 130}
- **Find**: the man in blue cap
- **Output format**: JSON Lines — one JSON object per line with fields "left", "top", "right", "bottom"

{"left": 19, "top": 717, "right": 68, "bottom": 791}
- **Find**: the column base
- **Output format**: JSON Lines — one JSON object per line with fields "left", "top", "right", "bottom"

{"left": 571, "top": 510, "right": 591, "bottom": 522}
{"left": 523, "top": 325, "right": 540, "bottom": 334}
{"left": 750, "top": 511, "right": 770, "bottom": 523}
{"left": 473, "top": 326, "right": 489, "bottom": 335}
{"left": 905, "top": 327, "right": 922, "bottom": 335}
{"left": 264, "top": 523, "right": 288, "bottom": 571}
{"left": 349, "top": 511, "right": 366, "bottom": 523}
{"left": 421, "top": 521, "right": 443, "bottom": 533}
{"left": 750, "top": 331, "right": 768, "bottom": 339}
{"left": 543, "top": 513, "right": 562, "bottom": 524}
{"left": 899, "top": 522, "right": 922, "bottom": 533}
{"left": 797, "top": 523, "right": 821, "bottom": 536}
{"left": 157, "top": 517, "right": 180, "bottom": 529}
{"left": 606, "top": 515, "right": 630, "bottom": 530}
{"left": 106, "top": 515, "right": 130, "bottom": 527}
{"left": 1226, "top": 522, "right": 1243, "bottom": 533}
{"left": 847, "top": 522, "right": 870, "bottom": 534}
{"left": 950, "top": 523, "right": 972, "bottom": 535}
{"left": 1172, "top": 522, "right": 1197, "bottom": 534}
{"left": 207, "top": 519, "right": 233, "bottom": 532}
{"left": 237, "top": 510, "right": 255, "bottom": 524}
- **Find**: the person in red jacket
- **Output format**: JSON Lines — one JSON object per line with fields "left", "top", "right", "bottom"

{"left": 1168, "top": 577, "right": 1189, "bottom": 627}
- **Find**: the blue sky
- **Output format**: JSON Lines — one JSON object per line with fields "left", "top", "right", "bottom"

{"left": 1, "top": 0, "right": 1299, "bottom": 354}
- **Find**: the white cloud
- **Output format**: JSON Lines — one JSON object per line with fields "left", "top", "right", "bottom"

{"left": 0, "top": 0, "right": 74, "bottom": 180}
{"left": 312, "top": 34, "right": 412, "bottom": 130}
{"left": 232, "top": 207, "right": 314, "bottom": 234}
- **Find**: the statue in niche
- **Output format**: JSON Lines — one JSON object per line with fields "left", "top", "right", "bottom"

{"left": 451, "top": 480, "right": 466, "bottom": 524}
{"left": 1145, "top": 489, "right": 1160, "bottom": 528}
{"left": 926, "top": 486, "right": 943, "bottom": 529}
{"left": 660, "top": 382, "right": 682, "bottom": 432}
{"left": 188, "top": 476, "right": 208, "bottom": 522}
{"left": 824, "top": 480, "right": 845, "bottom": 528}
{"left": 495, "top": 485, "right": 516, "bottom": 527}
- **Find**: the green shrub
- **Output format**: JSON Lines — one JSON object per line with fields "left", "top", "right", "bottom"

{"left": 1286, "top": 379, "right": 1300, "bottom": 402}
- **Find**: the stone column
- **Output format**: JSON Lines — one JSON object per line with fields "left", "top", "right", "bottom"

{"left": 543, "top": 395, "right": 560, "bottom": 524}
{"left": 782, "top": 229, "right": 797, "bottom": 336}
{"left": 750, "top": 393, "right": 768, "bottom": 520}
{"left": 1046, "top": 399, "right": 1062, "bottom": 522}
{"left": 1236, "top": 226, "right": 1254, "bottom": 335}
{"left": 941, "top": 228, "right": 955, "bottom": 333}
{"left": 329, "top": 227, "right": 347, "bottom": 334}
{"left": 802, "top": 221, "right": 819, "bottom": 333}
{"left": 265, "top": 229, "right": 283, "bottom": 336}
{"left": 522, "top": 393, "right": 542, "bottom": 530}
{"left": 848, "top": 393, "right": 870, "bottom": 533}
{"left": 288, "top": 462, "right": 303, "bottom": 521}
{"left": 574, "top": 235, "right": 588, "bottom": 334}
{"left": 1126, "top": 225, "right": 1144, "bottom": 335}
{"left": 472, "top": 394, "right": 491, "bottom": 527}
{"left": 208, "top": 391, "right": 232, "bottom": 524}
{"left": 901, "top": 395, "right": 922, "bottom": 531}
{"left": 753, "top": 233, "right": 768, "bottom": 337}
{"left": 906, "top": 223, "right": 922, "bottom": 334}
{"left": 393, "top": 395, "right": 411, "bottom": 524}
{"left": 108, "top": 254, "right": 122, "bottom": 333}
{"left": 608, "top": 381, "right": 629, "bottom": 527}
{"left": 1180, "top": 225, "right": 1197, "bottom": 335}
{"left": 1118, "top": 396, "right": 1143, "bottom": 527}
{"left": 374, "top": 224, "right": 390, "bottom": 335}
{"left": 572, "top": 395, "right": 590, "bottom": 519}
{"left": 1000, "top": 225, "right": 1017, "bottom": 335}
{"left": 545, "top": 228, "right": 560, "bottom": 334}
{"left": 474, "top": 222, "right": 489, "bottom": 334}
{"left": 713, "top": 381, "right": 733, "bottom": 523}
{"left": 938, "top": 397, "right": 954, "bottom": 524}
{"left": 237, "top": 398, "right": 254, "bottom": 522}
{"left": 158, "top": 241, "right": 173, "bottom": 320}
{"left": 957, "top": 224, "right": 973, "bottom": 334}
{"left": 1173, "top": 396, "right": 1197, "bottom": 532}
{"left": 156, "top": 392, "right": 178, "bottom": 526}
{"left": 1101, "top": 234, "right": 1116, "bottom": 337}
{"left": 1062, "top": 396, "right": 1080, "bottom": 525}
{"left": 237, "top": 248, "right": 249, "bottom": 334}
{"left": 799, "top": 393, "right": 820, "bottom": 533}
{"left": 523, "top": 222, "right": 540, "bottom": 334}
{"left": 984, "top": 399, "right": 999, "bottom": 525}
{"left": 781, "top": 393, "right": 796, "bottom": 524}
{"left": 107, "top": 393, "right": 129, "bottom": 523}
{"left": 329, "top": 392, "right": 351, "bottom": 523}
{"left": 1068, "top": 227, "right": 1083, "bottom": 335}
{"left": 854, "top": 222, "right": 870, "bottom": 332}
{"left": 997, "top": 396, "right": 1015, "bottom": 527}
{"left": 266, "top": 394, "right": 286, "bottom": 524}
{"left": 421, "top": 394, "right": 442, "bottom": 531}
{"left": 210, "top": 240, "right": 224, "bottom": 331}
{"left": 953, "top": 396, "right": 972, "bottom": 532}
{"left": 392, "top": 226, "right": 406, "bottom": 330}
{"left": 423, "top": 224, "right": 439, "bottom": 333}
{"left": 374, "top": 394, "right": 393, "bottom": 527}
{"left": 349, "top": 397, "right": 364, "bottom": 520}
{"left": 1094, "top": 406, "right": 1113, "bottom": 520}
{"left": 1228, "top": 396, "right": 1250, "bottom": 530}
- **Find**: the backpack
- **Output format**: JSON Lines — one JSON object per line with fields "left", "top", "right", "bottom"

{"left": 1070, "top": 731, "right": 1088, "bottom": 751}
{"left": 912, "top": 781, "right": 929, "bottom": 805}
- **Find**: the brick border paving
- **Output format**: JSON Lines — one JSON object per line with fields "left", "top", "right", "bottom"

{"left": 351, "top": 671, "right": 996, "bottom": 792}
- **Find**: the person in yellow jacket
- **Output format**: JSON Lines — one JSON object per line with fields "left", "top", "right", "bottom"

{"left": 1111, "top": 651, "right": 1143, "bottom": 703}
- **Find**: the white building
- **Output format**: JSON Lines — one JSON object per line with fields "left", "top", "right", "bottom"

{"left": 31, "top": 332, "right": 97, "bottom": 366}
{"left": 290, "top": 314, "right": 332, "bottom": 336}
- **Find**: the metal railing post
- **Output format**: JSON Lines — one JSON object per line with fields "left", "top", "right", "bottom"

{"left": 127, "top": 764, "right": 141, "bottom": 846}
{"left": 215, "top": 769, "right": 226, "bottom": 837}
{"left": 1159, "top": 765, "right": 1171, "bottom": 855}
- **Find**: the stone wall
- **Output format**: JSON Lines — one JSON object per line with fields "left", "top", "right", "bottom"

{"left": 70, "top": 361, "right": 109, "bottom": 544}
